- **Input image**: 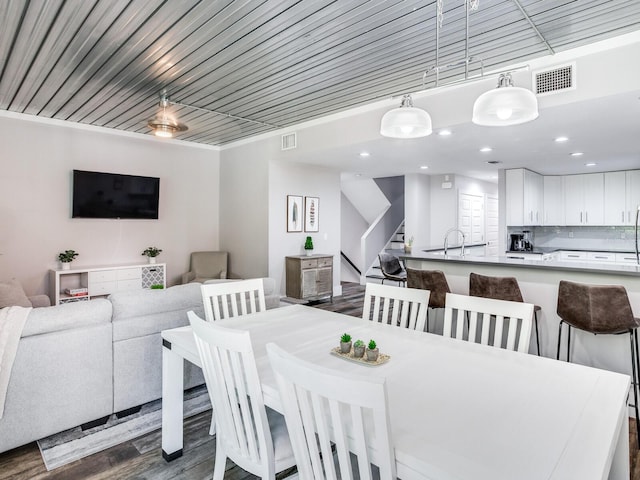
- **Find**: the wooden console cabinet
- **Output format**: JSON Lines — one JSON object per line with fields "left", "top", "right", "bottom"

{"left": 285, "top": 254, "right": 333, "bottom": 301}
{"left": 49, "top": 262, "right": 166, "bottom": 305}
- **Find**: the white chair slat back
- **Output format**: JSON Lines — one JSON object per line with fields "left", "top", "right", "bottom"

{"left": 267, "top": 343, "right": 397, "bottom": 480}
{"left": 443, "top": 293, "right": 534, "bottom": 353}
{"left": 362, "top": 283, "right": 430, "bottom": 331}
{"left": 201, "top": 278, "right": 266, "bottom": 321}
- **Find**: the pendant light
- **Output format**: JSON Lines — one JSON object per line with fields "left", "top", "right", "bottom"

{"left": 472, "top": 73, "right": 538, "bottom": 126}
{"left": 380, "top": 94, "right": 432, "bottom": 138}
{"left": 147, "top": 93, "right": 188, "bottom": 138}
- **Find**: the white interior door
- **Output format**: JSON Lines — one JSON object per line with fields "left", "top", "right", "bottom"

{"left": 485, "top": 194, "right": 499, "bottom": 256}
{"left": 458, "top": 192, "right": 485, "bottom": 249}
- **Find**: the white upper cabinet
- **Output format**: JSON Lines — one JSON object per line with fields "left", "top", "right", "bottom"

{"left": 506, "top": 168, "right": 542, "bottom": 226}
{"left": 543, "top": 176, "right": 564, "bottom": 225}
{"left": 604, "top": 171, "right": 626, "bottom": 225}
{"left": 603, "top": 170, "right": 640, "bottom": 225}
{"left": 626, "top": 170, "right": 640, "bottom": 225}
{"left": 563, "top": 173, "right": 604, "bottom": 226}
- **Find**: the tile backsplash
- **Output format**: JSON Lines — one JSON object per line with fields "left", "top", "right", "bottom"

{"left": 507, "top": 226, "right": 637, "bottom": 251}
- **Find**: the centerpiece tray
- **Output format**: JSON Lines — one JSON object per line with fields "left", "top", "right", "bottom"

{"left": 330, "top": 347, "right": 390, "bottom": 366}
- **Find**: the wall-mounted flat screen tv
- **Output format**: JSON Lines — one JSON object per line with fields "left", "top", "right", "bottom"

{"left": 72, "top": 170, "right": 160, "bottom": 219}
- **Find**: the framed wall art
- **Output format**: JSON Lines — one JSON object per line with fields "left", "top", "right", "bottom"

{"left": 287, "top": 195, "right": 303, "bottom": 232}
{"left": 304, "top": 196, "right": 319, "bottom": 232}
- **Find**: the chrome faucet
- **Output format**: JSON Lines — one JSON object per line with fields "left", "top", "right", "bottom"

{"left": 443, "top": 228, "right": 467, "bottom": 256}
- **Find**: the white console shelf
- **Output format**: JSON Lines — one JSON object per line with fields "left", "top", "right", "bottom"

{"left": 49, "top": 262, "right": 166, "bottom": 305}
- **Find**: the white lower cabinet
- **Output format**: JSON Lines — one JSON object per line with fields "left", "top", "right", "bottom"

{"left": 50, "top": 263, "right": 166, "bottom": 305}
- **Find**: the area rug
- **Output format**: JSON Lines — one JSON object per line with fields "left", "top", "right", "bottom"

{"left": 37, "top": 386, "right": 211, "bottom": 471}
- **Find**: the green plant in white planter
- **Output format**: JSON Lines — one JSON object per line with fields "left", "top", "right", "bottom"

{"left": 142, "top": 246, "right": 162, "bottom": 264}
{"left": 366, "top": 339, "right": 379, "bottom": 362}
{"left": 58, "top": 250, "right": 78, "bottom": 270}
{"left": 339, "top": 333, "right": 352, "bottom": 354}
{"left": 353, "top": 339, "right": 365, "bottom": 358}
{"left": 404, "top": 236, "right": 414, "bottom": 254}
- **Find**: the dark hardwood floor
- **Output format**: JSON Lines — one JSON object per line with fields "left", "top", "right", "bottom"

{"left": 1, "top": 282, "right": 639, "bottom": 479}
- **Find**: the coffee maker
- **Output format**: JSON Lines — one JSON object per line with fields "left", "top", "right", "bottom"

{"left": 510, "top": 231, "right": 533, "bottom": 251}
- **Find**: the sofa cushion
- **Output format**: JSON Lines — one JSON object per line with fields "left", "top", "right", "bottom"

{"left": 0, "top": 280, "right": 31, "bottom": 308}
{"left": 22, "top": 299, "right": 112, "bottom": 338}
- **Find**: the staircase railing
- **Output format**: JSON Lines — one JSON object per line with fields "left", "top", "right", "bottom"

{"left": 340, "top": 251, "right": 361, "bottom": 275}
{"left": 360, "top": 194, "right": 404, "bottom": 284}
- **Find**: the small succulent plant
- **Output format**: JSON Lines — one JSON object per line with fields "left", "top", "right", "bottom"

{"left": 142, "top": 246, "right": 162, "bottom": 257}
{"left": 354, "top": 339, "right": 365, "bottom": 348}
{"left": 340, "top": 333, "right": 352, "bottom": 343}
{"left": 367, "top": 339, "right": 377, "bottom": 350}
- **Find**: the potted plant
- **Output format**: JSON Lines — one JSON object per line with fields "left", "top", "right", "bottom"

{"left": 58, "top": 250, "right": 79, "bottom": 270}
{"left": 304, "top": 236, "right": 314, "bottom": 257}
{"left": 404, "top": 236, "right": 414, "bottom": 254}
{"left": 340, "top": 333, "right": 352, "bottom": 354}
{"left": 142, "top": 246, "right": 162, "bottom": 264}
{"left": 366, "top": 339, "right": 379, "bottom": 362}
{"left": 353, "top": 339, "right": 365, "bottom": 358}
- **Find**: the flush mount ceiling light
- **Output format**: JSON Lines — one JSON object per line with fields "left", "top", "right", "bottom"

{"left": 380, "top": 94, "right": 432, "bottom": 138}
{"left": 472, "top": 73, "right": 539, "bottom": 126}
{"left": 147, "top": 93, "right": 188, "bottom": 138}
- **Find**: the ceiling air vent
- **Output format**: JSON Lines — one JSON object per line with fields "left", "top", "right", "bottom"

{"left": 533, "top": 63, "right": 576, "bottom": 96}
{"left": 281, "top": 132, "right": 297, "bottom": 150}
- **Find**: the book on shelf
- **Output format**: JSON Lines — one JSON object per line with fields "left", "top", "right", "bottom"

{"left": 65, "top": 288, "right": 88, "bottom": 296}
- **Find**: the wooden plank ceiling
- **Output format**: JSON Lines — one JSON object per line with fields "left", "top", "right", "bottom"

{"left": 1, "top": 0, "right": 640, "bottom": 146}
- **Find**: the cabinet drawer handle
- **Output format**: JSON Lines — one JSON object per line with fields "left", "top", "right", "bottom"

{"left": 568, "top": 254, "right": 580, "bottom": 258}
{"left": 580, "top": 212, "right": 583, "bottom": 223}
{"left": 594, "top": 256, "right": 607, "bottom": 259}
{"left": 622, "top": 211, "right": 625, "bottom": 223}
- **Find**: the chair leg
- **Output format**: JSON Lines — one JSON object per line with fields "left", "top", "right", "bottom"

{"left": 566, "top": 324, "right": 572, "bottom": 362}
{"left": 534, "top": 311, "right": 540, "bottom": 356}
{"left": 556, "top": 320, "right": 563, "bottom": 361}
{"left": 632, "top": 329, "right": 640, "bottom": 448}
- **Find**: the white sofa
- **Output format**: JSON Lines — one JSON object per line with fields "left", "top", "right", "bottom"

{"left": 0, "top": 279, "right": 280, "bottom": 454}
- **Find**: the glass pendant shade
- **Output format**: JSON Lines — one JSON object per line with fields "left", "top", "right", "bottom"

{"left": 380, "top": 94, "right": 432, "bottom": 138}
{"left": 472, "top": 74, "right": 539, "bottom": 126}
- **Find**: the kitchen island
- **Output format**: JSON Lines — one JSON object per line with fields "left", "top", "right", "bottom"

{"left": 401, "top": 249, "right": 640, "bottom": 380}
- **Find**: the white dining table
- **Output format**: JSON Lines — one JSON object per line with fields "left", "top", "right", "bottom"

{"left": 161, "top": 304, "right": 630, "bottom": 480}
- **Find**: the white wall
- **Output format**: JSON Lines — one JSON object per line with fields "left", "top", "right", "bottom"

{"left": 0, "top": 114, "right": 220, "bottom": 295}
{"left": 218, "top": 141, "right": 271, "bottom": 279}
{"left": 341, "top": 193, "right": 369, "bottom": 283}
{"left": 268, "top": 159, "right": 342, "bottom": 296}
{"left": 404, "top": 173, "right": 431, "bottom": 248}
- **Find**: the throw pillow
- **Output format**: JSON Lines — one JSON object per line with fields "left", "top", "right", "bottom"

{"left": 0, "top": 279, "right": 32, "bottom": 308}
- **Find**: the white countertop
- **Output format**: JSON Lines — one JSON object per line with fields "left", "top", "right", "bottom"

{"left": 400, "top": 250, "right": 640, "bottom": 277}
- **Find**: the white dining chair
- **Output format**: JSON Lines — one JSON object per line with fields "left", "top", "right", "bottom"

{"left": 443, "top": 292, "right": 534, "bottom": 353}
{"left": 266, "top": 342, "right": 397, "bottom": 480}
{"left": 362, "top": 282, "right": 430, "bottom": 331}
{"left": 201, "top": 278, "right": 266, "bottom": 321}
{"left": 188, "top": 311, "right": 296, "bottom": 480}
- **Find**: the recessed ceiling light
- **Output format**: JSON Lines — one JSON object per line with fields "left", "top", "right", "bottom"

{"left": 420, "top": 165, "right": 429, "bottom": 169}
{"left": 480, "top": 147, "right": 493, "bottom": 153}
{"left": 555, "top": 136, "right": 569, "bottom": 143}
{"left": 585, "top": 162, "right": 596, "bottom": 167}
{"left": 355, "top": 173, "right": 362, "bottom": 177}
{"left": 571, "top": 152, "right": 584, "bottom": 157}
{"left": 438, "top": 129, "right": 452, "bottom": 136}
{"left": 486, "top": 160, "right": 502, "bottom": 164}
{"left": 359, "top": 152, "right": 370, "bottom": 157}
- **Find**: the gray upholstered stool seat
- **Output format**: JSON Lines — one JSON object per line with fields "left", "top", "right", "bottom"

{"left": 556, "top": 279, "right": 640, "bottom": 446}
{"left": 469, "top": 272, "right": 542, "bottom": 355}
{"left": 378, "top": 253, "right": 407, "bottom": 286}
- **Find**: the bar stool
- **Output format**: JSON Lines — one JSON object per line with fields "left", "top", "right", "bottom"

{"left": 556, "top": 279, "right": 640, "bottom": 446}
{"left": 406, "top": 268, "right": 451, "bottom": 332}
{"left": 378, "top": 253, "right": 407, "bottom": 286}
{"left": 468, "top": 272, "right": 542, "bottom": 355}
